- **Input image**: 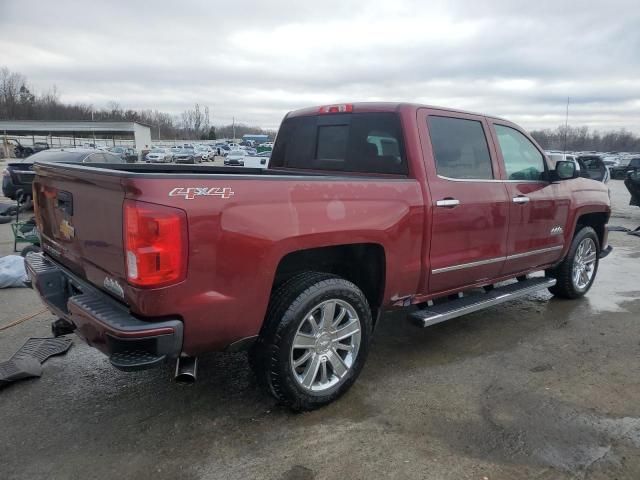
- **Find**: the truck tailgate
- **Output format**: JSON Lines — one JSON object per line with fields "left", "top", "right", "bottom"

{"left": 33, "top": 163, "right": 127, "bottom": 300}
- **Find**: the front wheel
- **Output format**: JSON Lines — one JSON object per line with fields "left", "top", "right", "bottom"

{"left": 546, "top": 226, "right": 600, "bottom": 299}
{"left": 250, "top": 272, "right": 372, "bottom": 411}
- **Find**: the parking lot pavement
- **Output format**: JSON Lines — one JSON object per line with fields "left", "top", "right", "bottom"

{"left": 1, "top": 181, "right": 639, "bottom": 480}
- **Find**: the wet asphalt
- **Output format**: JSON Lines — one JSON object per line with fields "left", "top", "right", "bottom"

{"left": 0, "top": 179, "right": 638, "bottom": 480}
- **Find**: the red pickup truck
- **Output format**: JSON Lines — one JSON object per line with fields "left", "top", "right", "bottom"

{"left": 26, "top": 103, "right": 612, "bottom": 410}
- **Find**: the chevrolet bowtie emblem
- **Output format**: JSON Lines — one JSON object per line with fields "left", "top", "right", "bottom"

{"left": 60, "top": 219, "right": 75, "bottom": 240}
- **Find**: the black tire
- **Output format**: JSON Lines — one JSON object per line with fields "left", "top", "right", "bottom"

{"left": 249, "top": 272, "right": 373, "bottom": 411}
{"left": 546, "top": 226, "right": 600, "bottom": 299}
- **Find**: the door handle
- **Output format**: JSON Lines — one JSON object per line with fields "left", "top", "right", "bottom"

{"left": 512, "top": 195, "right": 530, "bottom": 204}
{"left": 436, "top": 198, "right": 460, "bottom": 208}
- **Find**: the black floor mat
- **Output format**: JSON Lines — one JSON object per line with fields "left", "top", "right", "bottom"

{"left": 0, "top": 337, "right": 72, "bottom": 386}
{"left": 0, "top": 357, "right": 42, "bottom": 386}
{"left": 11, "top": 337, "right": 73, "bottom": 363}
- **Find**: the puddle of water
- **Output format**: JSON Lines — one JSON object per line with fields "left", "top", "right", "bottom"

{"left": 584, "top": 246, "right": 640, "bottom": 313}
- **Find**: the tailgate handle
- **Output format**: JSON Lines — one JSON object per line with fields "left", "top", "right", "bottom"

{"left": 57, "top": 191, "right": 74, "bottom": 215}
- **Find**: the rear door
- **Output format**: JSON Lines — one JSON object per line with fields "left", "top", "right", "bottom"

{"left": 418, "top": 109, "right": 510, "bottom": 294}
{"left": 489, "top": 122, "right": 568, "bottom": 275}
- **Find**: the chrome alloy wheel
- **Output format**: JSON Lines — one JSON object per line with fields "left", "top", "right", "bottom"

{"left": 290, "top": 299, "right": 362, "bottom": 393}
{"left": 572, "top": 237, "right": 597, "bottom": 290}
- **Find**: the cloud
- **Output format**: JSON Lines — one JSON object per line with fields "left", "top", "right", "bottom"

{"left": 1, "top": 0, "right": 639, "bottom": 131}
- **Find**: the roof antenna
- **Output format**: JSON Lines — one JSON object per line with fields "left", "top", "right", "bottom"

{"left": 563, "top": 96, "right": 570, "bottom": 154}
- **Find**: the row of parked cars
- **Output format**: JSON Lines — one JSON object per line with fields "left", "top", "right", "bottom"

{"left": 144, "top": 141, "right": 273, "bottom": 168}
{"left": 598, "top": 152, "right": 640, "bottom": 179}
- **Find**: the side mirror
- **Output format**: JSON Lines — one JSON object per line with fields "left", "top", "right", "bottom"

{"left": 554, "top": 160, "right": 578, "bottom": 180}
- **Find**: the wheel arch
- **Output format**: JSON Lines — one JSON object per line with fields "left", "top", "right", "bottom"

{"left": 572, "top": 210, "right": 609, "bottom": 249}
{"left": 271, "top": 243, "right": 386, "bottom": 324}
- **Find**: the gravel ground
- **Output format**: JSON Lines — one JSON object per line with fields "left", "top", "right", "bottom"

{"left": 0, "top": 178, "right": 638, "bottom": 480}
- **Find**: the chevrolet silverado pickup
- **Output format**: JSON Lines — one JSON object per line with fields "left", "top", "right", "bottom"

{"left": 26, "top": 103, "right": 612, "bottom": 410}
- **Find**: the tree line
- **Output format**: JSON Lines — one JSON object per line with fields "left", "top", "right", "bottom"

{"left": 0, "top": 66, "right": 275, "bottom": 141}
{"left": 530, "top": 125, "right": 640, "bottom": 152}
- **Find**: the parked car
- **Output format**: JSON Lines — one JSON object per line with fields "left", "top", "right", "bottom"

{"left": 173, "top": 147, "right": 198, "bottom": 164}
{"left": 548, "top": 153, "right": 609, "bottom": 183}
{"left": 5, "top": 138, "right": 49, "bottom": 158}
{"left": 26, "top": 102, "right": 611, "bottom": 411}
{"left": 145, "top": 148, "right": 173, "bottom": 163}
{"left": 195, "top": 146, "right": 212, "bottom": 162}
{"left": 2, "top": 148, "right": 122, "bottom": 200}
{"left": 224, "top": 149, "right": 246, "bottom": 166}
{"left": 575, "top": 155, "right": 610, "bottom": 183}
{"left": 109, "top": 146, "right": 138, "bottom": 163}
{"left": 215, "top": 143, "right": 230, "bottom": 156}
{"left": 242, "top": 151, "right": 270, "bottom": 169}
{"left": 602, "top": 156, "right": 620, "bottom": 168}
{"left": 610, "top": 157, "right": 640, "bottom": 179}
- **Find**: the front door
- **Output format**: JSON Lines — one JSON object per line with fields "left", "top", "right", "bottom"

{"left": 489, "top": 122, "right": 569, "bottom": 275}
{"left": 418, "top": 109, "right": 510, "bottom": 295}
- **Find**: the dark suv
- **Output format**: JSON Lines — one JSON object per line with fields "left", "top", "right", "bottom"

{"left": 610, "top": 157, "right": 640, "bottom": 179}
{"left": 2, "top": 148, "right": 122, "bottom": 200}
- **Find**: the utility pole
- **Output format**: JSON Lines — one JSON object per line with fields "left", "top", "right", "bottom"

{"left": 232, "top": 116, "right": 235, "bottom": 141}
{"left": 563, "top": 97, "right": 570, "bottom": 153}
{"left": 91, "top": 109, "right": 96, "bottom": 146}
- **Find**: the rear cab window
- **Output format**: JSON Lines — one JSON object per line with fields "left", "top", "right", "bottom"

{"left": 270, "top": 112, "right": 407, "bottom": 175}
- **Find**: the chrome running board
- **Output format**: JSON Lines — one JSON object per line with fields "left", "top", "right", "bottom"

{"left": 410, "top": 277, "right": 556, "bottom": 328}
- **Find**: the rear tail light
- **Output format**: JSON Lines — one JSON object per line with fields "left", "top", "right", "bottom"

{"left": 318, "top": 104, "right": 353, "bottom": 114}
{"left": 124, "top": 200, "right": 188, "bottom": 288}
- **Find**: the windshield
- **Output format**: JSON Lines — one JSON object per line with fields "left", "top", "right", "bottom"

{"left": 151, "top": 148, "right": 165, "bottom": 153}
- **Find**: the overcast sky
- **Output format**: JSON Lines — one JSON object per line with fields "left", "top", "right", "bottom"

{"left": 2, "top": 0, "right": 640, "bottom": 131}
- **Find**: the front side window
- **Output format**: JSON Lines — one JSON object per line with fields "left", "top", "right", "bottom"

{"left": 427, "top": 116, "right": 493, "bottom": 180}
{"left": 494, "top": 125, "right": 546, "bottom": 181}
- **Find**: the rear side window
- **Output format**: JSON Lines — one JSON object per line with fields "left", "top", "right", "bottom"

{"left": 494, "top": 125, "right": 546, "bottom": 181}
{"left": 270, "top": 112, "right": 407, "bottom": 174}
{"left": 427, "top": 116, "right": 493, "bottom": 180}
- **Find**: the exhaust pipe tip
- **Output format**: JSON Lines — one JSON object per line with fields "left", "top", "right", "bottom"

{"left": 174, "top": 356, "right": 198, "bottom": 384}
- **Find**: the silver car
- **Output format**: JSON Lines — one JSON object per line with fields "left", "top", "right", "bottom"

{"left": 145, "top": 148, "right": 173, "bottom": 163}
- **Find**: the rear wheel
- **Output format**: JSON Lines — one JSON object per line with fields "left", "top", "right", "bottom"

{"left": 249, "top": 272, "right": 372, "bottom": 411}
{"left": 546, "top": 226, "right": 599, "bottom": 299}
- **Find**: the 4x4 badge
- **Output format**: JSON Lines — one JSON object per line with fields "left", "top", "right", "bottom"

{"left": 169, "top": 187, "right": 234, "bottom": 200}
